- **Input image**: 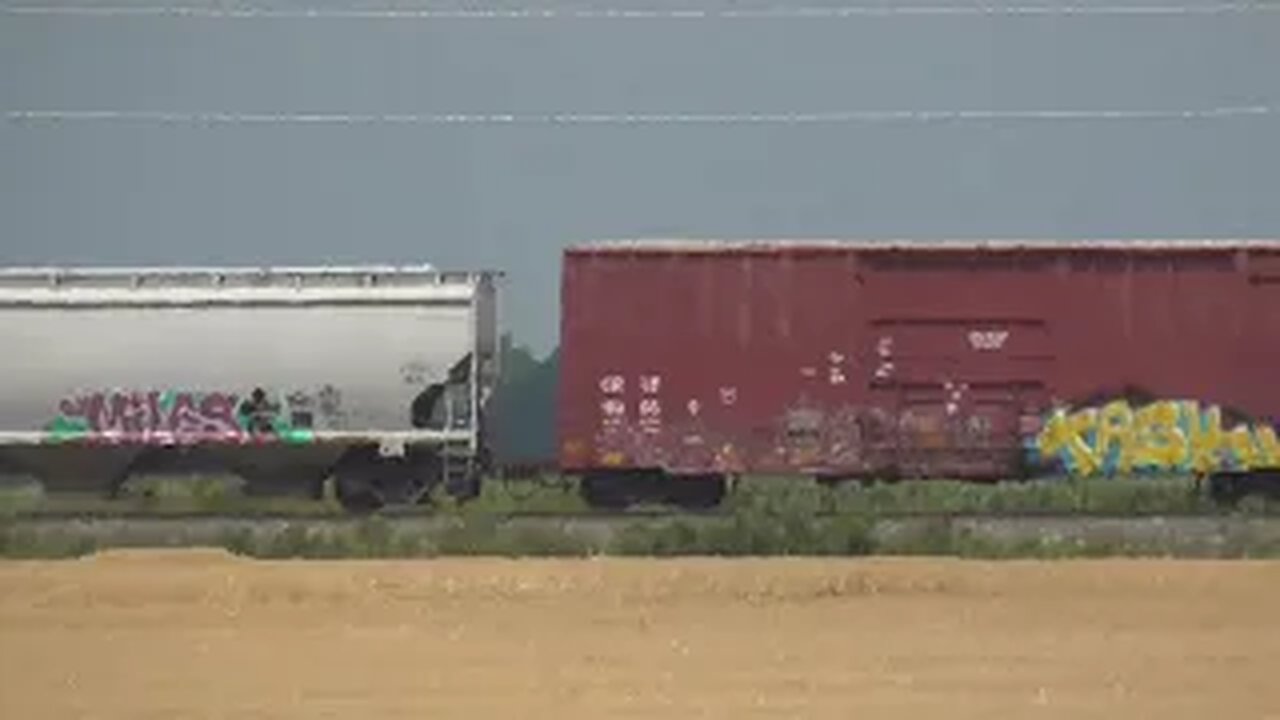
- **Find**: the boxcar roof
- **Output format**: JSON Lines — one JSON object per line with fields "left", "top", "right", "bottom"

{"left": 571, "top": 238, "right": 1280, "bottom": 253}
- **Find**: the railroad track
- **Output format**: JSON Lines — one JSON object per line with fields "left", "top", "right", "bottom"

{"left": 4, "top": 509, "right": 666, "bottom": 523}
{"left": 3, "top": 507, "right": 1268, "bottom": 523}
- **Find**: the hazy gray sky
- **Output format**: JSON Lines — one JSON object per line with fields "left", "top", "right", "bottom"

{"left": 4, "top": 1, "right": 1278, "bottom": 354}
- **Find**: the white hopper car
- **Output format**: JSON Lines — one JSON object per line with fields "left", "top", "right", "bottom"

{"left": 0, "top": 264, "right": 501, "bottom": 512}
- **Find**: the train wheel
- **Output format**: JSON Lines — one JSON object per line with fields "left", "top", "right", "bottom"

{"left": 446, "top": 473, "right": 482, "bottom": 504}
{"left": 579, "top": 471, "right": 728, "bottom": 511}
{"left": 331, "top": 447, "right": 443, "bottom": 514}
{"left": 334, "top": 476, "right": 385, "bottom": 514}
{"left": 443, "top": 458, "right": 483, "bottom": 504}
{"left": 663, "top": 474, "right": 726, "bottom": 511}
{"left": 1208, "top": 470, "right": 1280, "bottom": 509}
{"left": 579, "top": 472, "right": 633, "bottom": 510}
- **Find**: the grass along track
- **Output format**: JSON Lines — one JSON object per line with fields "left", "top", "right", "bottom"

{"left": 6, "top": 474, "right": 1280, "bottom": 560}
{"left": 6, "top": 512, "right": 1280, "bottom": 560}
{"left": 4, "top": 473, "right": 1273, "bottom": 519}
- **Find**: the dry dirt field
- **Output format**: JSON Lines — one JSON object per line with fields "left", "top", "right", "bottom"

{"left": 1, "top": 551, "right": 1278, "bottom": 719}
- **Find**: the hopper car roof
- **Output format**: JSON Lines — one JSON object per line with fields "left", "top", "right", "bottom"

{"left": 0, "top": 264, "right": 501, "bottom": 306}
{"left": 0, "top": 264, "right": 502, "bottom": 282}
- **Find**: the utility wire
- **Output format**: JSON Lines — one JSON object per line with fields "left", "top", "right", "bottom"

{"left": 6, "top": 2, "right": 1280, "bottom": 19}
{"left": 6, "top": 106, "right": 1275, "bottom": 126}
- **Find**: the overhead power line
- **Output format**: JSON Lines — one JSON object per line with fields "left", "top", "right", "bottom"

{"left": 6, "top": 106, "right": 1275, "bottom": 126}
{"left": 6, "top": 2, "right": 1280, "bottom": 19}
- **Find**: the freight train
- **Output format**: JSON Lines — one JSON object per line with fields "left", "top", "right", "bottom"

{"left": 1, "top": 239, "right": 1278, "bottom": 513}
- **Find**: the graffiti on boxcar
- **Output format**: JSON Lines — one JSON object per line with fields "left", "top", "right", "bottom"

{"left": 782, "top": 405, "right": 824, "bottom": 464}
{"left": 828, "top": 351, "right": 848, "bottom": 385}
{"left": 596, "top": 373, "right": 666, "bottom": 433}
{"left": 900, "top": 409, "right": 947, "bottom": 449}
{"left": 600, "top": 398, "right": 626, "bottom": 428}
{"left": 813, "top": 405, "right": 891, "bottom": 467}
{"left": 47, "top": 387, "right": 319, "bottom": 445}
{"left": 1032, "top": 398, "right": 1280, "bottom": 476}
{"left": 897, "top": 406, "right": 993, "bottom": 450}
{"left": 638, "top": 374, "right": 662, "bottom": 433}
{"left": 639, "top": 375, "right": 662, "bottom": 395}
{"left": 943, "top": 380, "right": 968, "bottom": 417}
{"left": 873, "top": 335, "right": 895, "bottom": 382}
{"left": 599, "top": 374, "right": 626, "bottom": 395}
{"left": 775, "top": 403, "right": 903, "bottom": 467}
{"left": 588, "top": 393, "right": 1024, "bottom": 474}
{"left": 719, "top": 387, "right": 737, "bottom": 406}
{"left": 967, "top": 329, "right": 1010, "bottom": 351}
{"left": 638, "top": 398, "right": 662, "bottom": 433}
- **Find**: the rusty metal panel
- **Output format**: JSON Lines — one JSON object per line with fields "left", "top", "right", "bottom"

{"left": 0, "top": 266, "right": 501, "bottom": 449}
{"left": 558, "top": 240, "right": 1280, "bottom": 480}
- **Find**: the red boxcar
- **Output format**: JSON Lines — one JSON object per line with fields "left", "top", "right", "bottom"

{"left": 557, "top": 239, "right": 1280, "bottom": 509}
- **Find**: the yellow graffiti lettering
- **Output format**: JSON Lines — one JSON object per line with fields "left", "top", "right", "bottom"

{"left": 1130, "top": 401, "right": 1187, "bottom": 470}
{"left": 1037, "top": 408, "right": 1102, "bottom": 476}
{"left": 1096, "top": 401, "right": 1135, "bottom": 473}
{"left": 1225, "top": 426, "right": 1255, "bottom": 469}
{"left": 1035, "top": 410, "right": 1074, "bottom": 457}
{"left": 1254, "top": 426, "right": 1280, "bottom": 468}
{"left": 1034, "top": 397, "right": 1277, "bottom": 477}
{"left": 1184, "top": 403, "right": 1225, "bottom": 474}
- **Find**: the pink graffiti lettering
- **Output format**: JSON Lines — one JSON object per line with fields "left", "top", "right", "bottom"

{"left": 55, "top": 390, "right": 244, "bottom": 444}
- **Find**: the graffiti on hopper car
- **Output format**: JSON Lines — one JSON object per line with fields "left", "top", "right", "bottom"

{"left": 46, "top": 387, "right": 318, "bottom": 445}
{"left": 1032, "top": 398, "right": 1280, "bottom": 477}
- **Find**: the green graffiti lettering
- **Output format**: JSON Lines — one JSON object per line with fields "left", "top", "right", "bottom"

{"left": 46, "top": 416, "right": 90, "bottom": 442}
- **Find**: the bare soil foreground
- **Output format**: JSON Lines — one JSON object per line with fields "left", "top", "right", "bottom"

{"left": 2, "top": 552, "right": 1278, "bottom": 719}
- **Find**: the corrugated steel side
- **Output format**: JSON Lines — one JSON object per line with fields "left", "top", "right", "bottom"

{"left": 558, "top": 241, "right": 1280, "bottom": 480}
